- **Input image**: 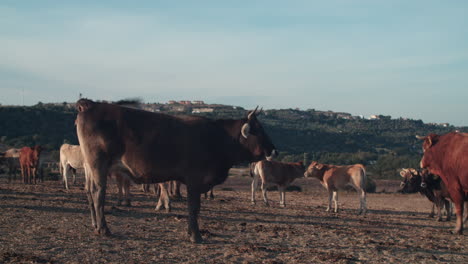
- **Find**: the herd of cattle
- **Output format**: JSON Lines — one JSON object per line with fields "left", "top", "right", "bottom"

{"left": 0, "top": 99, "right": 467, "bottom": 243}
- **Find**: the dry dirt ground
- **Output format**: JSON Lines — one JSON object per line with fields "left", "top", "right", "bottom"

{"left": 0, "top": 169, "right": 466, "bottom": 264}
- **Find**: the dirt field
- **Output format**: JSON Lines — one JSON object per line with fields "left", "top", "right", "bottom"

{"left": 0, "top": 169, "right": 466, "bottom": 264}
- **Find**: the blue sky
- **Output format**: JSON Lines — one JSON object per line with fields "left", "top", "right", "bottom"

{"left": 1, "top": 1, "right": 467, "bottom": 125}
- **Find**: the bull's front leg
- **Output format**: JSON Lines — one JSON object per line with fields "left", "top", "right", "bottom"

{"left": 187, "top": 187, "right": 202, "bottom": 243}
{"left": 332, "top": 191, "right": 339, "bottom": 213}
{"left": 453, "top": 200, "right": 464, "bottom": 235}
{"left": 251, "top": 177, "right": 258, "bottom": 205}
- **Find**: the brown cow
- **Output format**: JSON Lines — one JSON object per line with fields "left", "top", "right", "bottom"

{"left": 75, "top": 99, "right": 276, "bottom": 243}
{"left": 19, "top": 146, "right": 42, "bottom": 184}
{"left": 251, "top": 160, "right": 304, "bottom": 207}
{"left": 304, "top": 161, "right": 367, "bottom": 214}
{"left": 418, "top": 132, "right": 468, "bottom": 234}
{"left": 400, "top": 168, "right": 452, "bottom": 221}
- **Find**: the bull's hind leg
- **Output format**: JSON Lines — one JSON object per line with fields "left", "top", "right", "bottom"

{"left": 85, "top": 172, "right": 97, "bottom": 229}
{"left": 87, "top": 163, "right": 111, "bottom": 236}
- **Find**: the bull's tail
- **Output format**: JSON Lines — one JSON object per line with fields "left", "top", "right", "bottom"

{"left": 360, "top": 166, "right": 367, "bottom": 190}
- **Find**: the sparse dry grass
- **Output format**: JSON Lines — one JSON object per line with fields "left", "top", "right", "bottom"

{"left": 0, "top": 173, "right": 466, "bottom": 264}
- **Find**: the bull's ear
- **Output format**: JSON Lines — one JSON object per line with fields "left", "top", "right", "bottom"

{"left": 316, "top": 163, "right": 324, "bottom": 170}
{"left": 426, "top": 133, "right": 439, "bottom": 147}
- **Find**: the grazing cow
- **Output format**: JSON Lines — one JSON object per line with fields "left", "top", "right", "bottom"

{"left": 19, "top": 146, "right": 42, "bottom": 184}
{"left": 400, "top": 168, "right": 452, "bottom": 221}
{"left": 251, "top": 160, "right": 305, "bottom": 207}
{"left": 304, "top": 161, "right": 367, "bottom": 214}
{"left": 418, "top": 132, "right": 468, "bottom": 234}
{"left": 1, "top": 148, "right": 21, "bottom": 182}
{"left": 75, "top": 99, "right": 276, "bottom": 243}
{"left": 60, "top": 144, "right": 85, "bottom": 189}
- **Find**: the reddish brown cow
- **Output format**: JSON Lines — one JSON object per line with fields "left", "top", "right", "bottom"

{"left": 418, "top": 132, "right": 468, "bottom": 234}
{"left": 19, "top": 146, "right": 42, "bottom": 184}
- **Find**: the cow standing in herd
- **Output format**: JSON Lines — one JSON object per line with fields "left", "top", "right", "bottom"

{"left": 418, "top": 132, "right": 468, "bottom": 234}
{"left": 75, "top": 99, "right": 277, "bottom": 243}
{"left": 60, "top": 143, "right": 85, "bottom": 190}
{"left": 1, "top": 148, "right": 21, "bottom": 182}
{"left": 19, "top": 146, "right": 42, "bottom": 184}
{"left": 250, "top": 160, "right": 305, "bottom": 207}
{"left": 304, "top": 161, "right": 367, "bottom": 214}
{"left": 400, "top": 168, "right": 452, "bottom": 221}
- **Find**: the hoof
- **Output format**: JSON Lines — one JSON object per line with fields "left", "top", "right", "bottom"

{"left": 94, "top": 227, "right": 111, "bottom": 236}
{"left": 155, "top": 206, "right": 162, "bottom": 211}
{"left": 190, "top": 234, "right": 203, "bottom": 244}
{"left": 280, "top": 204, "right": 286, "bottom": 208}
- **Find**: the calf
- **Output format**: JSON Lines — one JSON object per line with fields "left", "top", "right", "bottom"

{"left": 251, "top": 160, "right": 304, "bottom": 207}
{"left": 304, "top": 161, "right": 367, "bottom": 214}
{"left": 60, "top": 144, "right": 85, "bottom": 189}
{"left": 19, "top": 146, "right": 42, "bottom": 184}
{"left": 400, "top": 168, "right": 451, "bottom": 221}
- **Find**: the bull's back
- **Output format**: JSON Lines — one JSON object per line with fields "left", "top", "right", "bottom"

{"left": 76, "top": 100, "right": 227, "bottom": 181}
{"left": 436, "top": 133, "right": 468, "bottom": 190}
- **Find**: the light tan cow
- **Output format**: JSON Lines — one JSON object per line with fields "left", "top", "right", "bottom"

{"left": 60, "top": 144, "right": 85, "bottom": 189}
{"left": 2, "top": 148, "right": 21, "bottom": 182}
{"left": 304, "top": 161, "right": 367, "bottom": 214}
{"left": 251, "top": 160, "right": 305, "bottom": 207}
{"left": 60, "top": 144, "right": 132, "bottom": 206}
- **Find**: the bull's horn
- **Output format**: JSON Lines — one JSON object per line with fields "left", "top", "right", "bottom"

{"left": 415, "top": 135, "right": 425, "bottom": 140}
{"left": 241, "top": 123, "right": 250, "bottom": 139}
{"left": 248, "top": 106, "right": 259, "bottom": 120}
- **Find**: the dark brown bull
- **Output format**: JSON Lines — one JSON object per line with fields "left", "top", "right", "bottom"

{"left": 418, "top": 132, "right": 468, "bottom": 234}
{"left": 19, "top": 146, "right": 42, "bottom": 184}
{"left": 75, "top": 99, "right": 277, "bottom": 243}
{"left": 400, "top": 168, "right": 452, "bottom": 221}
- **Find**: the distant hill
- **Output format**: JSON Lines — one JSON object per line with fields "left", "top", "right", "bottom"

{"left": 0, "top": 101, "right": 465, "bottom": 179}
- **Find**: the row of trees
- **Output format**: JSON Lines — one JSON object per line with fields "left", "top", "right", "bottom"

{"left": 0, "top": 103, "right": 464, "bottom": 179}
